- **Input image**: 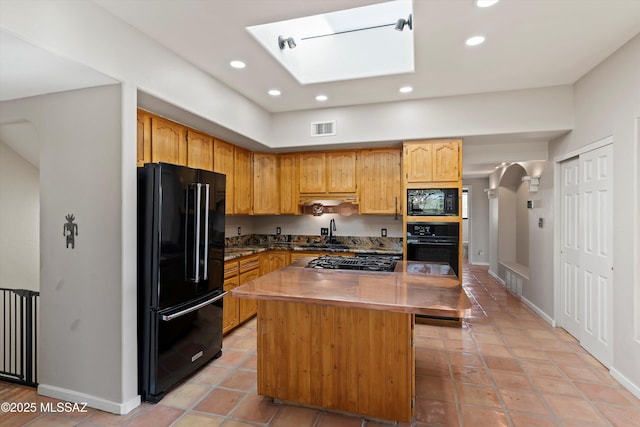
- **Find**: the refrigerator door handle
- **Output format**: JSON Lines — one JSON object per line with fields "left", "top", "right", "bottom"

{"left": 194, "top": 183, "right": 202, "bottom": 282}
{"left": 160, "top": 292, "right": 227, "bottom": 321}
{"left": 203, "top": 183, "right": 210, "bottom": 280}
{"left": 185, "top": 183, "right": 202, "bottom": 283}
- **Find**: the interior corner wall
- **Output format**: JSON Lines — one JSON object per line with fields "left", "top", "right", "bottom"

{"left": 497, "top": 187, "right": 516, "bottom": 265}
{"left": 0, "top": 85, "right": 136, "bottom": 412}
{"left": 549, "top": 33, "right": 640, "bottom": 396}
{"left": 0, "top": 0, "right": 271, "bottom": 147}
{"left": 0, "top": 141, "right": 39, "bottom": 290}
{"left": 462, "top": 178, "right": 490, "bottom": 265}
{"left": 515, "top": 181, "right": 529, "bottom": 267}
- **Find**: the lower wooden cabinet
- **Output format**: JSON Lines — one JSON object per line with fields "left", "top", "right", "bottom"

{"left": 239, "top": 268, "right": 259, "bottom": 320}
{"left": 222, "top": 273, "right": 240, "bottom": 334}
{"left": 223, "top": 254, "right": 260, "bottom": 334}
{"left": 260, "top": 250, "right": 290, "bottom": 274}
{"left": 223, "top": 250, "right": 352, "bottom": 334}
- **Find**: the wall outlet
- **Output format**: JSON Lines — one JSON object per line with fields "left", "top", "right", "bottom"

{"left": 276, "top": 226, "right": 281, "bottom": 235}
{"left": 237, "top": 226, "right": 242, "bottom": 235}
{"left": 320, "top": 227, "right": 329, "bottom": 236}
{"left": 381, "top": 228, "right": 387, "bottom": 237}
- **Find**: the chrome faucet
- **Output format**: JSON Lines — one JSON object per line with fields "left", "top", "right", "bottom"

{"left": 329, "top": 218, "right": 337, "bottom": 244}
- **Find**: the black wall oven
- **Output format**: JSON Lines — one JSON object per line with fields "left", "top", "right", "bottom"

{"left": 406, "top": 222, "right": 459, "bottom": 278}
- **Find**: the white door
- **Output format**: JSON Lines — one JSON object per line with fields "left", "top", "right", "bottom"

{"left": 579, "top": 144, "right": 613, "bottom": 365}
{"left": 560, "top": 157, "right": 582, "bottom": 338}
{"left": 559, "top": 144, "right": 613, "bottom": 366}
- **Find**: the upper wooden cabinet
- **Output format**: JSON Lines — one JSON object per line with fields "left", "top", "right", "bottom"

{"left": 136, "top": 111, "right": 151, "bottom": 166}
{"left": 404, "top": 139, "right": 461, "bottom": 183}
{"left": 299, "top": 151, "right": 358, "bottom": 196}
{"left": 253, "top": 153, "right": 279, "bottom": 215}
{"left": 279, "top": 153, "right": 299, "bottom": 215}
{"left": 137, "top": 110, "right": 213, "bottom": 171}
{"left": 234, "top": 146, "right": 252, "bottom": 215}
{"left": 150, "top": 115, "right": 187, "bottom": 165}
{"left": 359, "top": 149, "right": 401, "bottom": 215}
{"left": 327, "top": 151, "right": 358, "bottom": 193}
{"left": 299, "top": 152, "right": 326, "bottom": 194}
{"left": 213, "top": 138, "right": 235, "bottom": 215}
{"left": 186, "top": 129, "right": 213, "bottom": 171}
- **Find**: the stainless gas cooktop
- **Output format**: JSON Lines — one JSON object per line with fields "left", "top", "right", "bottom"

{"left": 305, "top": 255, "right": 397, "bottom": 272}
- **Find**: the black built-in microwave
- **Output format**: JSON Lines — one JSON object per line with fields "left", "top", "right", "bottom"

{"left": 407, "top": 188, "right": 458, "bottom": 216}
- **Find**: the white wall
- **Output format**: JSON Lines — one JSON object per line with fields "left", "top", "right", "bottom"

{"left": 271, "top": 86, "right": 574, "bottom": 148}
{"left": 226, "top": 215, "right": 404, "bottom": 239}
{"left": 0, "top": 0, "right": 271, "bottom": 146}
{"left": 0, "top": 85, "right": 139, "bottom": 413}
{"left": 0, "top": 141, "right": 39, "bottom": 290}
{"left": 515, "top": 181, "right": 529, "bottom": 266}
{"left": 462, "top": 178, "right": 490, "bottom": 265}
{"left": 549, "top": 33, "right": 640, "bottom": 397}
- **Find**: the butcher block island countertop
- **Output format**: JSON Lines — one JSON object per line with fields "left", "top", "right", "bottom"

{"left": 231, "top": 259, "right": 472, "bottom": 423}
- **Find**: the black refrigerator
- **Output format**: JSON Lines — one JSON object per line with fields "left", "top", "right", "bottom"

{"left": 137, "top": 162, "right": 226, "bottom": 402}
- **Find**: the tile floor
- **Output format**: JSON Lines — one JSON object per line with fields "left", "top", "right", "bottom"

{"left": 1, "top": 262, "right": 639, "bottom": 426}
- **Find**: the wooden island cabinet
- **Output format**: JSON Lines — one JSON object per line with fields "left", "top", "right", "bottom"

{"left": 233, "top": 260, "right": 471, "bottom": 423}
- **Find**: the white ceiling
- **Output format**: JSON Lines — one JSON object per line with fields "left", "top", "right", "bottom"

{"left": 93, "top": 0, "right": 640, "bottom": 113}
{"left": 1, "top": 1, "right": 639, "bottom": 177}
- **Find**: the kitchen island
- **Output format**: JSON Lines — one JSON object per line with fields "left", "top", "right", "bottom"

{"left": 231, "top": 259, "right": 471, "bottom": 423}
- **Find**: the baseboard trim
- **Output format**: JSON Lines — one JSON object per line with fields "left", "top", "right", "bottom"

{"left": 471, "top": 261, "right": 490, "bottom": 266}
{"left": 488, "top": 269, "right": 504, "bottom": 285}
{"left": 38, "top": 384, "right": 141, "bottom": 415}
{"left": 610, "top": 367, "right": 640, "bottom": 400}
{"left": 521, "top": 296, "right": 556, "bottom": 327}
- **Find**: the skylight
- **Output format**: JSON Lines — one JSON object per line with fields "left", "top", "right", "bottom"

{"left": 246, "top": 0, "right": 414, "bottom": 85}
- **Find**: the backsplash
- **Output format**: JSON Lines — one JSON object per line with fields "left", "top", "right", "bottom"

{"left": 225, "top": 234, "right": 402, "bottom": 250}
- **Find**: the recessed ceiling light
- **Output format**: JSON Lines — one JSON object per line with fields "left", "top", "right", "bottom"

{"left": 476, "top": 0, "right": 499, "bottom": 8}
{"left": 465, "top": 35, "right": 485, "bottom": 46}
{"left": 268, "top": 89, "right": 281, "bottom": 96}
{"left": 399, "top": 86, "right": 413, "bottom": 93}
{"left": 315, "top": 95, "right": 328, "bottom": 102}
{"left": 230, "top": 60, "right": 246, "bottom": 69}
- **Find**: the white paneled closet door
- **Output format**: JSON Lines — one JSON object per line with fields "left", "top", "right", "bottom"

{"left": 579, "top": 144, "right": 613, "bottom": 366}
{"left": 559, "top": 144, "right": 613, "bottom": 367}
{"left": 560, "top": 157, "right": 582, "bottom": 338}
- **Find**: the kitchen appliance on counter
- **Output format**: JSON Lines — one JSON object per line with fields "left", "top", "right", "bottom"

{"left": 137, "top": 162, "right": 226, "bottom": 402}
{"left": 406, "top": 222, "right": 459, "bottom": 278}
{"left": 306, "top": 255, "right": 399, "bottom": 272}
{"left": 407, "top": 188, "right": 458, "bottom": 216}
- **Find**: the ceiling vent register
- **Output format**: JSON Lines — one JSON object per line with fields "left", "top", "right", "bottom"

{"left": 311, "top": 120, "right": 336, "bottom": 137}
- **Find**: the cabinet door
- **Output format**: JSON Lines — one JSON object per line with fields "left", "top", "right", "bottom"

{"left": 136, "top": 110, "right": 151, "bottom": 166}
{"left": 214, "top": 139, "right": 235, "bottom": 215}
{"left": 150, "top": 116, "right": 187, "bottom": 165}
{"left": 253, "top": 153, "right": 280, "bottom": 214}
{"left": 279, "top": 153, "right": 299, "bottom": 215}
{"left": 186, "top": 129, "right": 213, "bottom": 171}
{"left": 299, "top": 152, "right": 326, "bottom": 193}
{"left": 222, "top": 275, "right": 239, "bottom": 334}
{"left": 234, "top": 146, "right": 252, "bottom": 214}
{"left": 239, "top": 269, "right": 259, "bottom": 320}
{"left": 327, "top": 151, "right": 358, "bottom": 193}
{"left": 260, "top": 251, "right": 288, "bottom": 275}
{"left": 431, "top": 141, "right": 460, "bottom": 182}
{"left": 359, "top": 149, "right": 401, "bottom": 214}
{"left": 404, "top": 143, "right": 432, "bottom": 183}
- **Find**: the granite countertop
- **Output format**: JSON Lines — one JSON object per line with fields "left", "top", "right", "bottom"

{"left": 231, "top": 258, "right": 471, "bottom": 318}
{"left": 224, "top": 234, "right": 403, "bottom": 261}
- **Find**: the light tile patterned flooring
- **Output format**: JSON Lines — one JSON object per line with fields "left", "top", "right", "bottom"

{"left": 2, "top": 262, "right": 640, "bottom": 426}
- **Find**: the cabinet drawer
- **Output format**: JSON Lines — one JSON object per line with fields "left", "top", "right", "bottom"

{"left": 224, "top": 260, "right": 239, "bottom": 279}
{"left": 239, "top": 255, "right": 260, "bottom": 273}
